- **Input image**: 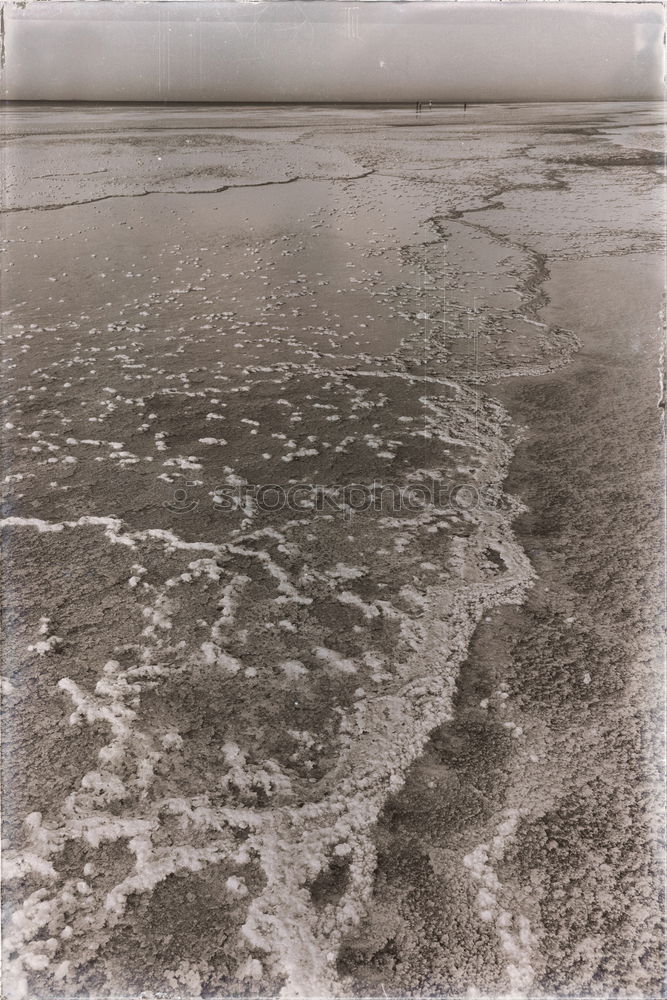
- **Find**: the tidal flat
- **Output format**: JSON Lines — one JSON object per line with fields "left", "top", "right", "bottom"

{"left": 1, "top": 101, "right": 664, "bottom": 999}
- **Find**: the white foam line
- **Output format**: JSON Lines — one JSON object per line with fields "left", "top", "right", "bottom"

{"left": 464, "top": 810, "right": 537, "bottom": 996}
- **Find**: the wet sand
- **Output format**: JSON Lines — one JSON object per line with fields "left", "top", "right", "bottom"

{"left": 339, "top": 251, "right": 665, "bottom": 997}
{"left": 1, "top": 102, "right": 664, "bottom": 998}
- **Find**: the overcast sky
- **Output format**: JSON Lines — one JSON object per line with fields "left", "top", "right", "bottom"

{"left": 2, "top": 1, "right": 663, "bottom": 103}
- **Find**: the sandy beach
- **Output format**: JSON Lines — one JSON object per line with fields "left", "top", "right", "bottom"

{"left": 1, "top": 101, "right": 664, "bottom": 998}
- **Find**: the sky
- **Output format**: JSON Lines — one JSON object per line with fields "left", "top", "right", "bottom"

{"left": 1, "top": 1, "right": 664, "bottom": 103}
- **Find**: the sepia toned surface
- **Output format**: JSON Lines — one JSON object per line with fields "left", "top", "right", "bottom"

{"left": 1, "top": 101, "right": 664, "bottom": 998}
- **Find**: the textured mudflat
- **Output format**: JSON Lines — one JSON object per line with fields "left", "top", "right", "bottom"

{"left": 1, "top": 102, "right": 664, "bottom": 998}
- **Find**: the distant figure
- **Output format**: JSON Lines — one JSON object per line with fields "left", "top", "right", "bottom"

{"left": 464, "top": 102, "right": 467, "bottom": 112}
{"left": 415, "top": 101, "right": 420, "bottom": 116}
{"left": 429, "top": 101, "right": 432, "bottom": 110}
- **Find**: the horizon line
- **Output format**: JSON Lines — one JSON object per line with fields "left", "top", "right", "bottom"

{"left": 2, "top": 98, "right": 662, "bottom": 106}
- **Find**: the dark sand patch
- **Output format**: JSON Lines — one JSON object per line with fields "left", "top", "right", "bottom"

{"left": 339, "top": 252, "right": 664, "bottom": 997}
